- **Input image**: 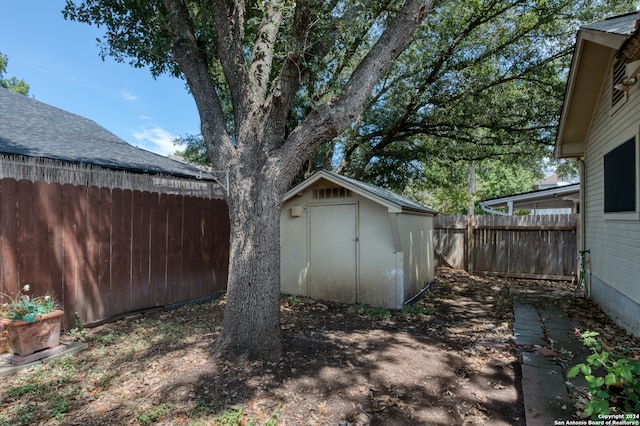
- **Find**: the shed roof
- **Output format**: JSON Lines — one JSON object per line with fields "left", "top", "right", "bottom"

{"left": 0, "top": 88, "right": 212, "bottom": 180}
{"left": 284, "top": 170, "right": 436, "bottom": 215}
{"left": 555, "top": 12, "right": 640, "bottom": 158}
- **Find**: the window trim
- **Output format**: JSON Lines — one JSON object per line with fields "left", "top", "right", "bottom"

{"left": 604, "top": 129, "right": 640, "bottom": 221}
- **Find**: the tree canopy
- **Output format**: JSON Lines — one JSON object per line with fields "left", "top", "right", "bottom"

{"left": 329, "top": 0, "right": 632, "bottom": 211}
{"left": 168, "top": 0, "right": 633, "bottom": 213}
{"left": 0, "top": 53, "right": 29, "bottom": 95}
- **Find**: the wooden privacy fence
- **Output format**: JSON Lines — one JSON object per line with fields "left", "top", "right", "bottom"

{"left": 0, "top": 178, "right": 230, "bottom": 329}
{"left": 434, "top": 214, "right": 578, "bottom": 280}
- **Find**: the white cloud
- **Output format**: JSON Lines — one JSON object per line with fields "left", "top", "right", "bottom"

{"left": 120, "top": 90, "right": 139, "bottom": 101}
{"left": 131, "top": 126, "right": 178, "bottom": 156}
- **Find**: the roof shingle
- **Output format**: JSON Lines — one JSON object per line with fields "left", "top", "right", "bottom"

{"left": 0, "top": 88, "right": 211, "bottom": 180}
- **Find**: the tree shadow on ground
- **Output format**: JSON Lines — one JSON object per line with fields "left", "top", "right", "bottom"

{"left": 1, "top": 267, "right": 531, "bottom": 425}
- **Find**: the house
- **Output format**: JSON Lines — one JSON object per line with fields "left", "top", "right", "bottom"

{"left": 479, "top": 183, "right": 580, "bottom": 215}
{"left": 535, "top": 172, "right": 579, "bottom": 190}
{"left": 0, "top": 88, "right": 230, "bottom": 328}
{"left": 555, "top": 12, "right": 640, "bottom": 337}
{"left": 280, "top": 170, "right": 436, "bottom": 309}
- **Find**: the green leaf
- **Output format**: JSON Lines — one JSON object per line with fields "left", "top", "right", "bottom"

{"left": 584, "top": 403, "right": 594, "bottom": 418}
{"left": 568, "top": 364, "right": 583, "bottom": 378}
{"left": 620, "top": 368, "right": 633, "bottom": 383}
{"left": 590, "top": 400, "right": 610, "bottom": 418}
{"left": 581, "top": 364, "right": 592, "bottom": 376}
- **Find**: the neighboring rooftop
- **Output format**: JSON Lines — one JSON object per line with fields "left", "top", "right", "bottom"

{"left": 480, "top": 183, "right": 580, "bottom": 215}
{"left": 0, "top": 88, "right": 211, "bottom": 181}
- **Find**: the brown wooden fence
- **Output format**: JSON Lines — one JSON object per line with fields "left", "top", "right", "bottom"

{"left": 434, "top": 214, "right": 578, "bottom": 280}
{"left": 0, "top": 178, "right": 230, "bottom": 329}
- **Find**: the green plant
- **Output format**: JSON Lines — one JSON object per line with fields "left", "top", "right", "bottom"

{"left": 263, "top": 409, "right": 279, "bottom": 426}
{"left": 400, "top": 304, "right": 433, "bottom": 318}
{"left": 348, "top": 305, "right": 391, "bottom": 320}
{"left": 0, "top": 284, "right": 60, "bottom": 323}
{"left": 214, "top": 406, "right": 244, "bottom": 425}
{"left": 283, "top": 295, "right": 302, "bottom": 307}
{"left": 136, "top": 403, "right": 175, "bottom": 425}
{"left": 568, "top": 330, "right": 640, "bottom": 418}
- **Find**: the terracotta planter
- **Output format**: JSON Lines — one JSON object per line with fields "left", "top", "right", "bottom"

{"left": 0, "top": 310, "right": 64, "bottom": 356}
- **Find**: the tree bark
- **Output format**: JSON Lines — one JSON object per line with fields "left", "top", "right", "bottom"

{"left": 467, "top": 160, "right": 477, "bottom": 215}
{"left": 216, "top": 168, "right": 284, "bottom": 361}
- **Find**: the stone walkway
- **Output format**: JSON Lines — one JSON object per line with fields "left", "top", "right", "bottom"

{"left": 0, "top": 341, "right": 88, "bottom": 377}
{"left": 512, "top": 289, "right": 589, "bottom": 426}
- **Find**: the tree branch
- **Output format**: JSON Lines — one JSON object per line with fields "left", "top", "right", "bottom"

{"left": 162, "top": 0, "right": 235, "bottom": 169}
{"left": 279, "top": 0, "right": 433, "bottom": 179}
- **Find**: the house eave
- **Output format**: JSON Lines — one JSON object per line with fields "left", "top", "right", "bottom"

{"left": 556, "top": 34, "right": 623, "bottom": 158}
{"left": 555, "top": 13, "right": 639, "bottom": 159}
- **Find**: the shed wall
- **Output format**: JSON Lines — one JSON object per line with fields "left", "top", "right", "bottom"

{"left": 583, "top": 52, "right": 640, "bottom": 335}
{"left": 398, "top": 213, "right": 435, "bottom": 301}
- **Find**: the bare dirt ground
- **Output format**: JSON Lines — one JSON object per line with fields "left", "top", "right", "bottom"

{"left": 1, "top": 266, "right": 637, "bottom": 425}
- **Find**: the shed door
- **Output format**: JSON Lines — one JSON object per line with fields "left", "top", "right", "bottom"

{"left": 308, "top": 203, "right": 358, "bottom": 304}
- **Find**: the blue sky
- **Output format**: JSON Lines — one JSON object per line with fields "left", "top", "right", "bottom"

{"left": 0, "top": 1, "right": 200, "bottom": 156}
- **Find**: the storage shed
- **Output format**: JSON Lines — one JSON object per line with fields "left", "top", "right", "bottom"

{"left": 280, "top": 170, "right": 436, "bottom": 309}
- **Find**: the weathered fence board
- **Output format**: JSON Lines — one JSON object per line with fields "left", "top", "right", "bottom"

{"left": 0, "top": 178, "right": 230, "bottom": 329}
{"left": 435, "top": 214, "right": 578, "bottom": 280}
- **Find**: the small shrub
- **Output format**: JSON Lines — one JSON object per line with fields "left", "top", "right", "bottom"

{"left": 568, "top": 330, "right": 640, "bottom": 418}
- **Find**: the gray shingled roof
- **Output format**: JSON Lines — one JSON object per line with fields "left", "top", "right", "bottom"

{"left": 284, "top": 170, "right": 436, "bottom": 214}
{"left": 323, "top": 171, "right": 435, "bottom": 213}
{"left": 582, "top": 12, "right": 639, "bottom": 35}
{"left": 0, "top": 88, "right": 212, "bottom": 180}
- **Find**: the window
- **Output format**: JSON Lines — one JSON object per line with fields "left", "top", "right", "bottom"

{"left": 604, "top": 137, "right": 636, "bottom": 213}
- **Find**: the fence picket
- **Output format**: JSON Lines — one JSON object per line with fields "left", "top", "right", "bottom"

{"left": 435, "top": 214, "right": 578, "bottom": 280}
{"left": 0, "top": 177, "right": 229, "bottom": 329}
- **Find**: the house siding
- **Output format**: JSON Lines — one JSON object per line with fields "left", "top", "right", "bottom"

{"left": 584, "top": 55, "right": 640, "bottom": 334}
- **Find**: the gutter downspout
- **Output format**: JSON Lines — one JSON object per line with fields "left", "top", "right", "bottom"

{"left": 578, "top": 157, "right": 591, "bottom": 298}
{"left": 479, "top": 202, "right": 510, "bottom": 216}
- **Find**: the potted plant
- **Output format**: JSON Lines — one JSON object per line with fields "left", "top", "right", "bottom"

{"left": 0, "top": 285, "right": 63, "bottom": 356}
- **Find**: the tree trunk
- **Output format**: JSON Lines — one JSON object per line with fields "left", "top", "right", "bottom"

{"left": 467, "top": 160, "right": 477, "bottom": 215}
{"left": 215, "top": 170, "right": 283, "bottom": 361}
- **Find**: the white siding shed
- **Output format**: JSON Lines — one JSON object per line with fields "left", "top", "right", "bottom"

{"left": 280, "top": 170, "right": 436, "bottom": 309}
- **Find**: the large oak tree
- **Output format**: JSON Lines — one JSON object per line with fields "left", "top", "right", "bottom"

{"left": 64, "top": 0, "right": 432, "bottom": 361}
{"left": 168, "top": 0, "right": 633, "bottom": 215}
